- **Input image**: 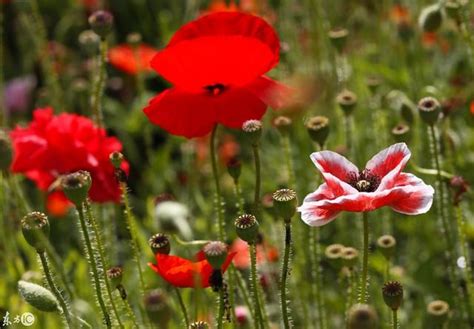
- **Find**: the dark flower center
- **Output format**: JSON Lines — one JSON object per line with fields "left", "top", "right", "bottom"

{"left": 204, "top": 83, "right": 226, "bottom": 96}
{"left": 347, "top": 169, "right": 381, "bottom": 192}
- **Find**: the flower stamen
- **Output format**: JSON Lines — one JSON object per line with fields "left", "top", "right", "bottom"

{"left": 347, "top": 169, "right": 381, "bottom": 192}
{"left": 204, "top": 83, "right": 226, "bottom": 96}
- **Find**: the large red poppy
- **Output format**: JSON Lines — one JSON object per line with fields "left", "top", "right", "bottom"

{"left": 148, "top": 251, "right": 235, "bottom": 288}
{"left": 298, "top": 143, "right": 434, "bottom": 226}
{"left": 9, "top": 108, "right": 129, "bottom": 203}
{"left": 108, "top": 44, "right": 157, "bottom": 75}
{"left": 143, "top": 12, "right": 290, "bottom": 138}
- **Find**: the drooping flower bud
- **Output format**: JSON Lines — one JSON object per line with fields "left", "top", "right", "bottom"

{"left": 427, "top": 300, "right": 450, "bottom": 325}
{"left": 342, "top": 246, "right": 359, "bottom": 268}
{"left": 400, "top": 98, "right": 415, "bottom": 124}
{"left": 392, "top": 124, "right": 411, "bottom": 143}
{"left": 336, "top": 90, "right": 358, "bottom": 115}
{"left": 148, "top": 233, "right": 171, "bottom": 255}
{"left": 347, "top": 304, "right": 378, "bottom": 329}
{"left": 235, "top": 214, "right": 259, "bottom": 243}
{"left": 377, "top": 235, "right": 396, "bottom": 260}
{"left": 382, "top": 281, "right": 404, "bottom": 310}
{"left": 18, "top": 280, "right": 59, "bottom": 312}
{"left": 272, "top": 188, "right": 298, "bottom": 222}
{"left": 61, "top": 171, "right": 92, "bottom": 206}
{"left": 242, "top": 119, "right": 262, "bottom": 146}
{"left": 0, "top": 130, "right": 12, "bottom": 171}
{"left": 144, "top": 289, "right": 171, "bottom": 326}
{"left": 88, "top": 10, "right": 114, "bottom": 39}
{"left": 273, "top": 116, "right": 292, "bottom": 135}
{"left": 21, "top": 212, "right": 50, "bottom": 252}
{"left": 328, "top": 28, "right": 349, "bottom": 53}
{"left": 306, "top": 116, "right": 330, "bottom": 147}
{"left": 226, "top": 157, "right": 242, "bottom": 181}
{"left": 203, "top": 241, "right": 228, "bottom": 270}
{"left": 449, "top": 176, "right": 469, "bottom": 206}
{"left": 106, "top": 266, "right": 123, "bottom": 289}
{"left": 418, "top": 4, "right": 443, "bottom": 32}
{"left": 109, "top": 151, "right": 124, "bottom": 169}
{"left": 78, "top": 30, "right": 100, "bottom": 55}
{"left": 189, "top": 321, "right": 210, "bottom": 329}
{"left": 417, "top": 96, "right": 441, "bottom": 125}
{"left": 325, "top": 243, "right": 344, "bottom": 268}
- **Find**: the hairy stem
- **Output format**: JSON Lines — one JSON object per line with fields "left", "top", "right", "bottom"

{"left": 392, "top": 309, "right": 398, "bottom": 329}
{"left": 175, "top": 287, "right": 189, "bottom": 328}
{"left": 210, "top": 124, "right": 225, "bottom": 240}
{"left": 92, "top": 39, "right": 107, "bottom": 128}
{"left": 250, "top": 243, "right": 264, "bottom": 329}
{"left": 358, "top": 212, "right": 369, "bottom": 304}
{"left": 252, "top": 143, "right": 262, "bottom": 217}
{"left": 281, "top": 222, "right": 292, "bottom": 329}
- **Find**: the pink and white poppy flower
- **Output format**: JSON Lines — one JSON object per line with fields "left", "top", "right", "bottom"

{"left": 298, "top": 143, "right": 434, "bottom": 227}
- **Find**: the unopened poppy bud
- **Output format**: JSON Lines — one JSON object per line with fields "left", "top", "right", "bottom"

{"left": 109, "top": 151, "right": 124, "bottom": 169}
{"left": 348, "top": 304, "right": 378, "bottom": 329}
{"left": 0, "top": 130, "right": 12, "bottom": 171}
{"left": 148, "top": 233, "right": 171, "bottom": 255}
{"left": 306, "top": 116, "right": 330, "bottom": 147}
{"left": 418, "top": 96, "right": 441, "bottom": 125}
{"left": 88, "top": 10, "right": 114, "bottom": 39}
{"left": 226, "top": 157, "right": 241, "bottom": 181}
{"left": 272, "top": 188, "right": 298, "bottom": 222}
{"left": 18, "top": 280, "right": 58, "bottom": 312}
{"left": 427, "top": 300, "right": 449, "bottom": 324}
{"left": 235, "top": 214, "right": 259, "bottom": 243}
{"left": 418, "top": 4, "right": 443, "bottom": 32}
{"left": 106, "top": 266, "right": 123, "bottom": 289}
{"left": 273, "top": 116, "right": 292, "bottom": 134}
{"left": 382, "top": 281, "right": 403, "bottom": 310}
{"left": 450, "top": 176, "right": 469, "bottom": 206}
{"left": 144, "top": 289, "right": 171, "bottom": 325}
{"left": 190, "top": 321, "right": 209, "bottom": 329}
{"left": 242, "top": 119, "right": 262, "bottom": 145}
{"left": 62, "top": 170, "right": 92, "bottom": 206}
{"left": 400, "top": 99, "right": 415, "bottom": 123}
{"left": 342, "top": 246, "right": 359, "bottom": 268}
{"left": 78, "top": 30, "right": 100, "bottom": 55}
{"left": 336, "top": 90, "right": 357, "bottom": 115}
{"left": 203, "top": 241, "right": 228, "bottom": 270}
{"left": 328, "top": 28, "right": 348, "bottom": 53}
{"left": 366, "top": 76, "right": 382, "bottom": 94}
{"left": 392, "top": 124, "right": 411, "bottom": 143}
{"left": 21, "top": 212, "right": 50, "bottom": 252}
{"left": 325, "top": 243, "right": 344, "bottom": 268}
{"left": 377, "top": 235, "right": 396, "bottom": 260}
{"left": 126, "top": 32, "right": 142, "bottom": 47}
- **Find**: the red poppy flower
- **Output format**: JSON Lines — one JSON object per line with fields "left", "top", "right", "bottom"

{"left": 9, "top": 108, "right": 129, "bottom": 203}
{"left": 298, "top": 143, "right": 434, "bottom": 226}
{"left": 143, "top": 12, "right": 291, "bottom": 138}
{"left": 230, "top": 238, "right": 278, "bottom": 270}
{"left": 46, "top": 191, "right": 72, "bottom": 217}
{"left": 108, "top": 44, "right": 158, "bottom": 75}
{"left": 148, "top": 251, "right": 235, "bottom": 288}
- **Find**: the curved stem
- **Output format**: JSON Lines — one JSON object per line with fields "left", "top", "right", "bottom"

{"left": 358, "top": 212, "right": 369, "bottom": 304}
{"left": 174, "top": 287, "right": 189, "bottom": 328}
{"left": 38, "top": 252, "right": 73, "bottom": 328}
{"left": 281, "top": 222, "right": 292, "bottom": 329}
{"left": 250, "top": 243, "right": 264, "bottom": 329}
{"left": 252, "top": 143, "right": 262, "bottom": 217}
{"left": 210, "top": 125, "right": 225, "bottom": 240}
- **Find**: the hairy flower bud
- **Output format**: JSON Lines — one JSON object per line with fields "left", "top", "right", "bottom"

{"left": 235, "top": 214, "right": 259, "bottom": 243}
{"left": 348, "top": 304, "right": 378, "bottom": 329}
{"left": 272, "top": 188, "right": 298, "bottom": 222}
{"left": 306, "top": 116, "right": 330, "bottom": 147}
{"left": 242, "top": 119, "right": 262, "bottom": 145}
{"left": 61, "top": 171, "right": 92, "bottom": 206}
{"left": 21, "top": 212, "right": 50, "bottom": 252}
{"left": 418, "top": 96, "right": 441, "bottom": 125}
{"left": 418, "top": 4, "right": 443, "bottom": 32}
{"left": 88, "top": 10, "right": 114, "bottom": 39}
{"left": 148, "top": 233, "right": 171, "bottom": 255}
{"left": 336, "top": 90, "right": 358, "bottom": 115}
{"left": 203, "top": 241, "right": 228, "bottom": 270}
{"left": 18, "top": 280, "right": 59, "bottom": 312}
{"left": 226, "top": 157, "right": 241, "bottom": 181}
{"left": 382, "top": 281, "right": 404, "bottom": 310}
{"left": 328, "top": 28, "right": 348, "bottom": 53}
{"left": 377, "top": 235, "right": 396, "bottom": 260}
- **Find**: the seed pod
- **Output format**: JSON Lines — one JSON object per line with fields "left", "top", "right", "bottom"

{"left": 235, "top": 214, "right": 259, "bottom": 243}
{"left": 427, "top": 300, "right": 450, "bottom": 325}
{"left": 242, "top": 119, "right": 262, "bottom": 146}
{"left": 336, "top": 90, "right": 358, "bottom": 115}
{"left": 272, "top": 188, "right": 298, "bottom": 222}
{"left": 109, "top": 151, "right": 124, "bottom": 169}
{"left": 418, "top": 96, "right": 441, "bottom": 125}
{"left": 203, "top": 241, "right": 228, "bottom": 270}
{"left": 61, "top": 171, "right": 92, "bottom": 206}
{"left": 328, "top": 28, "right": 348, "bottom": 53}
{"left": 325, "top": 243, "right": 344, "bottom": 268}
{"left": 273, "top": 116, "right": 292, "bottom": 135}
{"left": 392, "top": 124, "right": 411, "bottom": 143}
{"left": 21, "top": 212, "right": 50, "bottom": 252}
{"left": 342, "top": 246, "right": 359, "bottom": 268}
{"left": 382, "top": 281, "right": 404, "bottom": 310}
{"left": 88, "top": 10, "right": 114, "bottom": 39}
{"left": 189, "top": 321, "right": 209, "bottom": 329}
{"left": 348, "top": 304, "right": 378, "bottom": 329}
{"left": 106, "top": 266, "right": 123, "bottom": 289}
{"left": 18, "top": 280, "right": 59, "bottom": 312}
{"left": 419, "top": 4, "right": 443, "bottom": 32}
{"left": 377, "top": 235, "right": 396, "bottom": 260}
{"left": 148, "top": 233, "right": 171, "bottom": 255}
{"left": 78, "top": 30, "right": 100, "bottom": 55}
{"left": 306, "top": 116, "right": 330, "bottom": 147}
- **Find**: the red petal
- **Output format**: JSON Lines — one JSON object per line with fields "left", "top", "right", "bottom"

{"left": 298, "top": 183, "right": 341, "bottom": 226}
{"left": 389, "top": 173, "right": 435, "bottom": 214}
{"left": 46, "top": 191, "right": 72, "bottom": 217}
{"left": 245, "top": 76, "right": 293, "bottom": 109}
{"left": 310, "top": 151, "right": 358, "bottom": 194}
{"left": 108, "top": 44, "right": 157, "bottom": 75}
{"left": 216, "top": 88, "right": 266, "bottom": 128}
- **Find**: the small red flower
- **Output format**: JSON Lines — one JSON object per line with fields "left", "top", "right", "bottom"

{"left": 148, "top": 251, "right": 235, "bottom": 288}
{"left": 143, "top": 12, "right": 291, "bottom": 138}
{"left": 10, "top": 108, "right": 129, "bottom": 203}
{"left": 230, "top": 238, "right": 278, "bottom": 269}
{"left": 299, "top": 143, "right": 434, "bottom": 226}
{"left": 108, "top": 44, "right": 158, "bottom": 75}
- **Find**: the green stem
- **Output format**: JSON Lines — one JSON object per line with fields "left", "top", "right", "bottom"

{"left": 358, "top": 212, "right": 369, "bottom": 304}
{"left": 77, "top": 205, "right": 111, "bottom": 328}
{"left": 250, "top": 243, "right": 264, "bottom": 329}
{"left": 117, "top": 285, "right": 139, "bottom": 328}
{"left": 233, "top": 267, "right": 255, "bottom": 320}
{"left": 392, "top": 309, "right": 398, "bottom": 329}
{"left": 210, "top": 125, "right": 225, "bottom": 240}
{"left": 252, "top": 143, "right": 262, "bottom": 216}
{"left": 281, "top": 222, "right": 292, "bottom": 329}
{"left": 92, "top": 39, "right": 107, "bottom": 128}
{"left": 233, "top": 179, "right": 244, "bottom": 215}
{"left": 310, "top": 229, "right": 326, "bottom": 329}
{"left": 345, "top": 269, "right": 354, "bottom": 325}
{"left": 174, "top": 287, "right": 189, "bottom": 328}
{"left": 282, "top": 134, "right": 296, "bottom": 188}
{"left": 217, "top": 288, "right": 225, "bottom": 329}
{"left": 344, "top": 115, "right": 353, "bottom": 160}
{"left": 38, "top": 252, "right": 74, "bottom": 328}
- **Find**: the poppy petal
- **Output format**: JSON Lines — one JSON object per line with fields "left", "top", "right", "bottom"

{"left": 298, "top": 183, "right": 341, "bottom": 226}
{"left": 390, "top": 173, "right": 435, "bottom": 215}
{"left": 143, "top": 88, "right": 218, "bottom": 138}
{"left": 310, "top": 151, "right": 358, "bottom": 194}
{"left": 245, "top": 76, "right": 293, "bottom": 109}
{"left": 216, "top": 88, "right": 267, "bottom": 128}
{"left": 108, "top": 44, "right": 157, "bottom": 75}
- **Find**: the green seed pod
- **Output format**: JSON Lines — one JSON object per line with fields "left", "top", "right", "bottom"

{"left": 109, "top": 151, "right": 124, "bottom": 169}
{"left": 242, "top": 119, "right": 262, "bottom": 146}
{"left": 382, "top": 281, "right": 404, "bottom": 310}
{"left": 61, "top": 171, "right": 92, "bottom": 207}
{"left": 106, "top": 266, "right": 123, "bottom": 289}
{"left": 342, "top": 246, "right": 359, "bottom": 268}
{"left": 226, "top": 157, "right": 242, "bottom": 181}
{"left": 392, "top": 124, "right": 411, "bottom": 143}
{"left": 203, "top": 241, "right": 228, "bottom": 270}
{"left": 272, "top": 188, "right": 298, "bottom": 222}
{"left": 325, "top": 243, "right": 344, "bottom": 268}
{"left": 190, "top": 321, "right": 209, "bottom": 329}
{"left": 148, "top": 233, "right": 171, "bottom": 255}
{"left": 427, "top": 300, "right": 450, "bottom": 325}
{"left": 417, "top": 96, "right": 441, "bottom": 125}
{"left": 348, "top": 304, "right": 378, "bottom": 329}
{"left": 88, "top": 10, "right": 114, "bottom": 39}
{"left": 377, "top": 235, "right": 396, "bottom": 260}
{"left": 78, "top": 30, "right": 100, "bottom": 55}
{"left": 328, "top": 28, "right": 349, "bottom": 53}
{"left": 273, "top": 116, "right": 292, "bottom": 135}
{"left": 21, "top": 212, "right": 50, "bottom": 252}
{"left": 0, "top": 130, "right": 12, "bottom": 171}
{"left": 235, "top": 214, "right": 259, "bottom": 243}
{"left": 336, "top": 90, "right": 358, "bottom": 115}
{"left": 144, "top": 289, "right": 171, "bottom": 326}
{"left": 306, "top": 116, "right": 330, "bottom": 148}
{"left": 18, "top": 280, "right": 59, "bottom": 312}
{"left": 418, "top": 4, "right": 443, "bottom": 32}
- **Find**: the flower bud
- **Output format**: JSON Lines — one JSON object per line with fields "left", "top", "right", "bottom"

{"left": 18, "top": 280, "right": 58, "bottom": 312}
{"left": 62, "top": 171, "right": 92, "bottom": 206}
{"left": 272, "top": 188, "right": 298, "bottom": 222}
{"left": 190, "top": 321, "right": 209, "bottom": 329}
{"left": 348, "top": 304, "right": 378, "bottom": 329}
{"left": 427, "top": 300, "right": 449, "bottom": 325}
{"left": 203, "top": 241, "right": 228, "bottom": 270}
{"left": 417, "top": 96, "right": 440, "bottom": 125}
{"left": 235, "top": 305, "right": 250, "bottom": 325}
{"left": 144, "top": 289, "right": 171, "bottom": 326}
{"left": 226, "top": 157, "right": 241, "bottom": 181}
{"left": 109, "top": 151, "right": 124, "bottom": 169}
{"left": 342, "top": 246, "right": 359, "bottom": 268}
{"left": 242, "top": 119, "right": 262, "bottom": 146}
{"left": 126, "top": 32, "right": 142, "bottom": 47}
{"left": 418, "top": 4, "right": 443, "bottom": 32}
{"left": 88, "top": 10, "right": 114, "bottom": 39}
{"left": 336, "top": 90, "right": 357, "bottom": 115}
{"left": 377, "top": 235, "right": 396, "bottom": 260}
{"left": 21, "top": 212, "right": 50, "bottom": 252}
{"left": 325, "top": 243, "right": 344, "bottom": 268}
{"left": 273, "top": 116, "right": 292, "bottom": 135}
{"left": 235, "top": 214, "right": 259, "bottom": 243}
{"left": 106, "top": 266, "right": 123, "bottom": 289}
{"left": 392, "top": 124, "right": 411, "bottom": 143}
{"left": 450, "top": 176, "right": 469, "bottom": 206}
{"left": 306, "top": 116, "right": 330, "bottom": 147}
{"left": 148, "top": 233, "right": 171, "bottom": 255}
{"left": 382, "top": 281, "right": 403, "bottom": 310}
{"left": 328, "top": 28, "right": 348, "bottom": 53}
{"left": 78, "top": 30, "right": 100, "bottom": 55}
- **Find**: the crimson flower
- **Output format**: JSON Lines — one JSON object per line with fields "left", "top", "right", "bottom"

{"left": 143, "top": 12, "right": 290, "bottom": 138}
{"left": 108, "top": 44, "right": 157, "bottom": 75}
{"left": 299, "top": 143, "right": 434, "bottom": 226}
{"left": 10, "top": 108, "right": 129, "bottom": 203}
{"left": 148, "top": 251, "right": 235, "bottom": 288}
